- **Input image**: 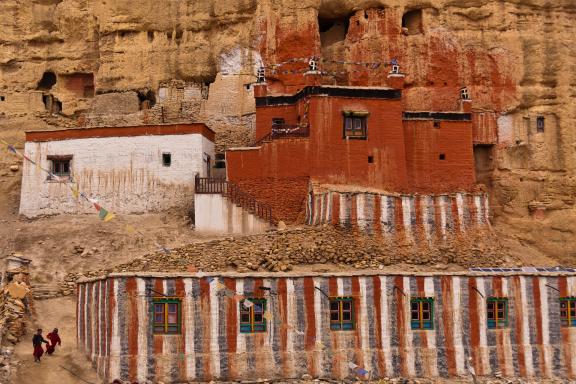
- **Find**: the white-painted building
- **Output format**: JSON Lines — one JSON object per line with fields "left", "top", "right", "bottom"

{"left": 19, "top": 124, "right": 215, "bottom": 218}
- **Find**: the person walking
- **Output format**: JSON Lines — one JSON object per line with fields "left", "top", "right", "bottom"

{"left": 32, "top": 329, "right": 49, "bottom": 363}
{"left": 46, "top": 328, "right": 61, "bottom": 355}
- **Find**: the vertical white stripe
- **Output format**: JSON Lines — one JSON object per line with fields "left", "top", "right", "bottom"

{"left": 359, "top": 277, "right": 371, "bottom": 373}
{"left": 136, "top": 279, "right": 148, "bottom": 382}
{"left": 378, "top": 276, "right": 393, "bottom": 375}
{"left": 452, "top": 277, "right": 466, "bottom": 375}
{"left": 424, "top": 277, "right": 438, "bottom": 376}
{"left": 357, "top": 194, "right": 366, "bottom": 232}
{"left": 326, "top": 192, "right": 332, "bottom": 223}
{"left": 439, "top": 196, "right": 447, "bottom": 238}
{"left": 519, "top": 277, "right": 534, "bottom": 376}
{"left": 380, "top": 196, "right": 389, "bottom": 235}
{"left": 77, "top": 285, "right": 82, "bottom": 352}
{"left": 109, "top": 279, "right": 120, "bottom": 380}
{"left": 538, "top": 278, "right": 551, "bottom": 377}
{"left": 209, "top": 279, "right": 221, "bottom": 378}
{"left": 313, "top": 195, "right": 320, "bottom": 225}
{"left": 456, "top": 193, "right": 465, "bottom": 232}
{"left": 336, "top": 278, "right": 344, "bottom": 297}
{"left": 421, "top": 196, "right": 432, "bottom": 240}
{"left": 98, "top": 281, "right": 103, "bottom": 359}
{"left": 501, "top": 278, "right": 513, "bottom": 376}
{"left": 474, "top": 195, "right": 483, "bottom": 225}
{"left": 484, "top": 194, "right": 490, "bottom": 223}
{"left": 84, "top": 284, "right": 89, "bottom": 353}
{"left": 339, "top": 194, "right": 347, "bottom": 226}
{"left": 184, "top": 279, "right": 195, "bottom": 379}
{"left": 236, "top": 278, "right": 246, "bottom": 377}
{"left": 313, "top": 277, "right": 323, "bottom": 377}
{"left": 307, "top": 193, "right": 312, "bottom": 225}
{"left": 404, "top": 276, "right": 415, "bottom": 376}
{"left": 286, "top": 279, "right": 296, "bottom": 376}
{"left": 476, "top": 278, "right": 490, "bottom": 373}
{"left": 402, "top": 196, "right": 412, "bottom": 239}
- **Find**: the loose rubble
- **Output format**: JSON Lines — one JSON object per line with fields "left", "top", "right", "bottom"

{"left": 64, "top": 226, "right": 511, "bottom": 284}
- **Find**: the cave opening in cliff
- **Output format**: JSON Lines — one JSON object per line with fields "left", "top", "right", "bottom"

{"left": 37, "top": 71, "right": 57, "bottom": 91}
{"left": 138, "top": 90, "right": 156, "bottom": 110}
{"left": 318, "top": 16, "right": 349, "bottom": 48}
{"left": 402, "top": 9, "right": 423, "bottom": 35}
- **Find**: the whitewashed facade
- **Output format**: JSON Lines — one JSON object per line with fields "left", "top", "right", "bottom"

{"left": 19, "top": 124, "right": 215, "bottom": 217}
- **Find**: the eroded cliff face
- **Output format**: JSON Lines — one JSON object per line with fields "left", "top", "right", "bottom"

{"left": 0, "top": 0, "right": 575, "bottom": 262}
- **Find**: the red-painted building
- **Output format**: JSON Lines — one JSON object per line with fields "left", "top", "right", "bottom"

{"left": 225, "top": 72, "right": 476, "bottom": 223}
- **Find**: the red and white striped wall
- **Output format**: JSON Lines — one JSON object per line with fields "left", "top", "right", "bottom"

{"left": 77, "top": 272, "right": 576, "bottom": 383}
{"left": 305, "top": 189, "right": 489, "bottom": 240}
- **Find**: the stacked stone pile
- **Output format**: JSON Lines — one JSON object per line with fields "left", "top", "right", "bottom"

{"left": 65, "top": 226, "right": 510, "bottom": 283}
{"left": 0, "top": 281, "right": 30, "bottom": 344}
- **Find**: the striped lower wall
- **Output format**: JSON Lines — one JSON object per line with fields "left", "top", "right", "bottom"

{"left": 305, "top": 190, "right": 489, "bottom": 239}
{"left": 77, "top": 273, "right": 576, "bottom": 383}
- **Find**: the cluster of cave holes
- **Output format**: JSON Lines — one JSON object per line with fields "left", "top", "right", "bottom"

{"left": 318, "top": 8, "right": 423, "bottom": 49}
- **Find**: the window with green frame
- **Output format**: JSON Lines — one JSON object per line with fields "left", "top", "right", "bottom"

{"left": 560, "top": 297, "right": 576, "bottom": 327}
{"left": 410, "top": 297, "right": 434, "bottom": 330}
{"left": 487, "top": 297, "right": 508, "bottom": 329}
{"left": 330, "top": 297, "right": 354, "bottom": 330}
{"left": 239, "top": 298, "right": 267, "bottom": 333}
{"left": 153, "top": 297, "right": 181, "bottom": 334}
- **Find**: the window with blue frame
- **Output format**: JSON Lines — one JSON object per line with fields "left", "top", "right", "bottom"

{"left": 239, "top": 298, "right": 267, "bottom": 333}
{"left": 487, "top": 297, "right": 508, "bottom": 329}
{"left": 410, "top": 297, "right": 434, "bottom": 330}
{"left": 330, "top": 297, "right": 354, "bottom": 330}
{"left": 560, "top": 297, "right": 576, "bottom": 327}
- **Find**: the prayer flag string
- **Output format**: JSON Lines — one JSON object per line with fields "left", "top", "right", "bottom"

{"left": 1, "top": 140, "right": 171, "bottom": 255}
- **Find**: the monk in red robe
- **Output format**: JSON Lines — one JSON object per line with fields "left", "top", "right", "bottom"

{"left": 46, "top": 328, "right": 61, "bottom": 355}
{"left": 32, "top": 329, "right": 49, "bottom": 362}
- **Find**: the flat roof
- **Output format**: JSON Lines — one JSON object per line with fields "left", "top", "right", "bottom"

{"left": 25, "top": 123, "right": 215, "bottom": 143}
{"left": 77, "top": 270, "right": 576, "bottom": 283}
{"left": 256, "top": 85, "right": 401, "bottom": 107}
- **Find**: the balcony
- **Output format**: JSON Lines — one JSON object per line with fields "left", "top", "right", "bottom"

{"left": 254, "top": 123, "right": 309, "bottom": 146}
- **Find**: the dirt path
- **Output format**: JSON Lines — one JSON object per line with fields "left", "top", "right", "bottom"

{"left": 13, "top": 296, "right": 102, "bottom": 384}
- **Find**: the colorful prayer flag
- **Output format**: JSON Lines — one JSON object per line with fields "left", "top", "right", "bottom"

{"left": 263, "top": 311, "right": 273, "bottom": 321}
{"left": 103, "top": 211, "right": 115, "bottom": 222}
{"left": 243, "top": 299, "right": 253, "bottom": 308}
{"left": 216, "top": 282, "right": 226, "bottom": 290}
{"left": 356, "top": 368, "right": 369, "bottom": 376}
{"left": 348, "top": 362, "right": 358, "bottom": 370}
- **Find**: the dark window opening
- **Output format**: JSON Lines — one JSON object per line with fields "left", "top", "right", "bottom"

{"left": 153, "top": 298, "right": 181, "bottom": 334}
{"left": 560, "top": 297, "right": 576, "bottom": 327}
{"left": 272, "top": 118, "right": 285, "bottom": 127}
{"left": 47, "top": 155, "right": 72, "bottom": 178}
{"left": 167, "top": 31, "right": 173, "bottom": 40}
{"left": 402, "top": 9, "right": 423, "bottom": 35}
{"left": 37, "top": 71, "right": 57, "bottom": 91}
{"left": 433, "top": 121, "right": 440, "bottom": 128}
{"left": 439, "top": 153, "right": 446, "bottom": 160}
{"left": 147, "top": 31, "right": 154, "bottom": 43}
{"left": 162, "top": 153, "right": 171, "bottom": 167}
{"left": 175, "top": 28, "right": 184, "bottom": 44}
{"left": 368, "top": 156, "right": 374, "bottom": 163}
{"left": 460, "top": 87, "right": 470, "bottom": 100}
{"left": 536, "top": 116, "right": 545, "bottom": 133}
{"left": 215, "top": 153, "right": 225, "bottom": 161}
{"left": 245, "top": 84, "right": 251, "bottom": 90}
{"left": 330, "top": 297, "right": 354, "bottom": 330}
{"left": 343, "top": 114, "right": 368, "bottom": 139}
{"left": 0, "top": 96, "right": 5, "bottom": 101}
{"left": 487, "top": 298, "right": 508, "bottom": 329}
{"left": 240, "top": 298, "right": 267, "bottom": 333}
{"left": 410, "top": 297, "right": 434, "bottom": 330}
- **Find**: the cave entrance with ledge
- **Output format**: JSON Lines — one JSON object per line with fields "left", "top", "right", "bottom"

{"left": 402, "top": 9, "right": 423, "bottom": 35}
{"left": 37, "top": 71, "right": 57, "bottom": 91}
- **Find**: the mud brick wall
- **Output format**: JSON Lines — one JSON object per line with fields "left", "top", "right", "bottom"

{"left": 77, "top": 272, "right": 576, "bottom": 383}
{"left": 234, "top": 176, "right": 310, "bottom": 224}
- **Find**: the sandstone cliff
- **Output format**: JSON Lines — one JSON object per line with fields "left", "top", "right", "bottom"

{"left": 1, "top": 0, "right": 575, "bottom": 262}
